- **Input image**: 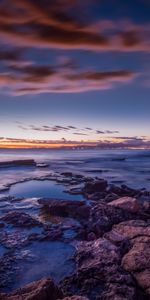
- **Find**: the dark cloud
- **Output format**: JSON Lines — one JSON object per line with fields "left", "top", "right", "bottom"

{"left": 73, "top": 132, "right": 88, "bottom": 136}
{"left": 0, "top": 49, "right": 21, "bottom": 62}
{"left": 18, "top": 123, "right": 120, "bottom": 136}
{"left": 0, "top": 0, "right": 149, "bottom": 52}
{"left": 0, "top": 54, "right": 136, "bottom": 94}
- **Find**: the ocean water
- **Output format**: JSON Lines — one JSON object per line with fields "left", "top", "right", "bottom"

{"left": 0, "top": 148, "right": 150, "bottom": 190}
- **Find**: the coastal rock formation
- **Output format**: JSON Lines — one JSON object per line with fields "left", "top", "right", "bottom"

{"left": 82, "top": 179, "right": 108, "bottom": 194}
{"left": 86, "top": 202, "right": 133, "bottom": 238}
{"left": 38, "top": 199, "right": 91, "bottom": 220}
{"left": 61, "top": 237, "right": 142, "bottom": 300}
{"left": 1, "top": 211, "right": 41, "bottom": 228}
{"left": 112, "top": 220, "right": 150, "bottom": 296}
{"left": 0, "top": 160, "right": 36, "bottom": 168}
{"left": 108, "top": 197, "right": 141, "bottom": 213}
{"left": 0, "top": 278, "right": 63, "bottom": 300}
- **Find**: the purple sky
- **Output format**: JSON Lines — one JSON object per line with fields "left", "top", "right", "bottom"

{"left": 0, "top": 0, "right": 150, "bottom": 148}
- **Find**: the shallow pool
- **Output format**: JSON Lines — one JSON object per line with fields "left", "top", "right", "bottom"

{"left": 9, "top": 241, "right": 75, "bottom": 291}
{"left": 8, "top": 180, "right": 83, "bottom": 200}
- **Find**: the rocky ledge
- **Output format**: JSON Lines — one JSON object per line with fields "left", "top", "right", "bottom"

{"left": 0, "top": 176, "right": 150, "bottom": 300}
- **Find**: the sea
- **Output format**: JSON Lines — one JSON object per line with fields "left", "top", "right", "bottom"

{"left": 0, "top": 148, "right": 150, "bottom": 190}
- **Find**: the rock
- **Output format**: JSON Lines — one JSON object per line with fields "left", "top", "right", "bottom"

{"left": 87, "top": 232, "right": 96, "bottom": 241}
{"left": 108, "top": 197, "right": 141, "bottom": 213}
{"left": 0, "top": 277, "right": 63, "bottom": 300}
{"left": 63, "top": 297, "right": 89, "bottom": 300}
{"left": 112, "top": 220, "right": 150, "bottom": 296}
{"left": 113, "top": 219, "right": 150, "bottom": 241}
{"left": 87, "top": 202, "right": 133, "bottom": 238}
{"left": 38, "top": 199, "right": 91, "bottom": 220}
{"left": 61, "top": 172, "right": 73, "bottom": 177}
{"left": 82, "top": 179, "right": 108, "bottom": 194}
{"left": 104, "top": 193, "right": 118, "bottom": 203}
{"left": 1, "top": 211, "right": 41, "bottom": 228}
{"left": 122, "top": 242, "right": 150, "bottom": 296}
{"left": 61, "top": 237, "right": 140, "bottom": 300}
{"left": 0, "top": 160, "right": 36, "bottom": 168}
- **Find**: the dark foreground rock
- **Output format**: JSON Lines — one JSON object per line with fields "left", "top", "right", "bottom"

{"left": 0, "top": 278, "right": 63, "bottom": 300}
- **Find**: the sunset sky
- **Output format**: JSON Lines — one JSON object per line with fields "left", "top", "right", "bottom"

{"left": 0, "top": 0, "right": 150, "bottom": 148}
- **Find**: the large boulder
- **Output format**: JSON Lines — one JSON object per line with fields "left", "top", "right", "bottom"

{"left": 0, "top": 278, "right": 63, "bottom": 300}
{"left": 112, "top": 220, "right": 150, "bottom": 296}
{"left": 108, "top": 197, "right": 141, "bottom": 213}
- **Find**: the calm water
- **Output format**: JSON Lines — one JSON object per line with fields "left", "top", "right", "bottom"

{"left": 0, "top": 148, "right": 150, "bottom": 189}
{"left": 5, "top": 241, "right": 75, "bottom": 292}
{"left": 7, "top": 180, "right": 83, "bottom": 200}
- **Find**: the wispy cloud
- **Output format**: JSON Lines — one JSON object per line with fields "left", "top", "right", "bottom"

{"left": 18, "top": 123, "right": 120, "bottom": 136}
{"left": 0, "top": 59, "right": 136, "bottom": 95}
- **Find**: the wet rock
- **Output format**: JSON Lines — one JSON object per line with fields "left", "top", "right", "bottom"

{"left": 38, "top": 199, "right": 91, "bottom": 220}
{"left": 108, "top": 197, "right": 141, "bottom": 213}
{"left": 61, "top": 237, "right": 140, "bottom": 300}
{"left": 63, "top": 297, "right": 89, "bottom": 300}
{"left": 82, "top": 179, "right": 108, "bottom": 194}
{"left": 108, "top": 185, "right": 139, "bottom": 198}
{"left": 0, "top": 277, "right": 63, "bottom": 300}
{"left": 87, "top": 232, "right": 97, "bottom": 241}
{"left": 61, "top": 172, "right": 73, "bottom": 177}
{"left": 112, "top": 220, "right": 150, "bottom": 297}
{"left": 87, "top": 202, "right": 133, "bottom": 238}
{"left": 122, "top": 242, "right": 150, "bottom": 296}
{"left": 113, "top": 219, "right": 150, "bottom": 241}
{"left": 1, "top": 211, "right": 41, "bottom": 228}
{"left": 104, "top": 193, "right": 118, "bottom": 203}
{"left": 0, "top": 159, "right": 36, "bottom": 168}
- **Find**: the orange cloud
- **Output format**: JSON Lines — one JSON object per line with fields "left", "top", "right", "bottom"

{"left": 0, "top": 0, "right": 149, "bottom": 52}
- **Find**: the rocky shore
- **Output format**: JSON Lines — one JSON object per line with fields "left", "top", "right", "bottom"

{"left": 0, "top": 172, "right": 150, "bottom": 300}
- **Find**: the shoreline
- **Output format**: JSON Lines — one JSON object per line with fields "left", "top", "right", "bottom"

{"left": 0, "top": 170, "right": 150, "bottom": 299}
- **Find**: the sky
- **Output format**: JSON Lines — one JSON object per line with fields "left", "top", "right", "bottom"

{"left": 0, "top": 0, "right": 150, "bottom": 149}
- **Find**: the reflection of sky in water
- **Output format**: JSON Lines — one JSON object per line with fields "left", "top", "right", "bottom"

{"left": 7, "top": 180, "right": 83, "bottom": 200}
{"left": 8, "top": 241, "right": 75, "bottom": 292}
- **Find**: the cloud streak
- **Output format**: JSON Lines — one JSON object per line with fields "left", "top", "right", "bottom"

{"left": 0, "top": 60, "right": 135, "bottom": 95}
{"left": 18, "top": 123, "right": 120, "bottom": 136}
